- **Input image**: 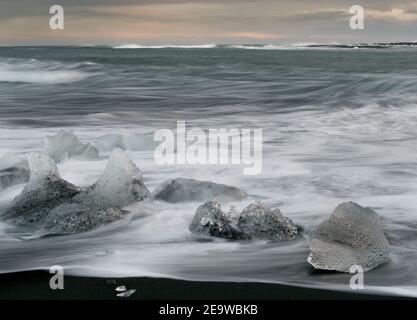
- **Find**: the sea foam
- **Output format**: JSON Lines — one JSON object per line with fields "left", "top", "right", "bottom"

{"left": 0, "top": 58, "right": 91, "bottom": 84}
{"left": 113, "top": 44, "right": 217, "bottom": 49}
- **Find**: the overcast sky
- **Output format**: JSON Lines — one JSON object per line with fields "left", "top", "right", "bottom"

{"left": 0, "top": 0, "right": 416, "bottom": 44}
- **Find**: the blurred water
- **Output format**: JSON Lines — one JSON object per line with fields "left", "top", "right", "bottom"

{"left": 0, "top": 46, "right": 417, "bottom": 297}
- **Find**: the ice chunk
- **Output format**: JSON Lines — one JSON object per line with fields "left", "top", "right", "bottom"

{"left": 94, "top": 132, "right": 156, "bottom": 152}
{"left": 189, "top": 201, "right": 246, "bottom": 240}
{"left": 153, "top": 178, "right": 247, "bottom": 203}
{"left": 123, "top": 133, "right": 156, "bottom": 151}
{"left": 74, "top": 148, "right": 150, "bottom": 208}
{"left": 190, "top": 200, "right": 299, "bottom": 241}
{"left": 43, "top": 203, "right": 127, "bottom": 235}
{"left": 94, "top": 134, "right": 126, "bottom": 152}
{"left": 27, "top": 153, "right": 59, "bottom": 179}
{"left": 227, "top": 205, "right": 240, "bottom": 226}
{"left": 307, "top": 202, "right": 390, "bottom": 272}
{"left": 2, "top": 150, "right": 150, "bottom": 234}
{"left": 45, "top": 130, "right": 99, "bottom": 163}
{"left": 0, "top": 154, "right": 30, "bottom": 191}
{"left": 117, "top": 289, "right": 136, "bottom": 298}
{"left": 115, "top": 285, "right": 127, "bottom": 292}
{"left": 237, "top": 201, "right": 299, "bottom": 241}
{"left": 0, "top": 153, "right": 28, "bottom": 171}
{"left": 2, "top": 153, "right": 79, "bottom": 225}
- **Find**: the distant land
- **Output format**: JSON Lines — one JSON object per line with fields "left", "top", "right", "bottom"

{"left": 308, "top": 42, "right": 417, "bottom": 49}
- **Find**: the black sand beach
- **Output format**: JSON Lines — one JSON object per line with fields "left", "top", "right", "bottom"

{"left": 0, "top": 271, "right": 407, "bottom": 300}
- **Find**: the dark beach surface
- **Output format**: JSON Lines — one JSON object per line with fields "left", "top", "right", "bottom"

{"left": 0, "top": 271, "right": 408, "bottom": 300}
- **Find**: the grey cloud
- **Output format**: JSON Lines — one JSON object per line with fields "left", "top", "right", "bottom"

{"left": 285, "top": 9, "right": 349, "bottom": 22}
{"left": 0, "top": 0, "right": 253, "bottom": 18}
{"left": 1, "top": 0, "right": 416, "bottom": 44}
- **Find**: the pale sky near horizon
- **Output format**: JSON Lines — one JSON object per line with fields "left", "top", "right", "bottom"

{"left": 0, "top": 0, "right": 416, "bottom": 45}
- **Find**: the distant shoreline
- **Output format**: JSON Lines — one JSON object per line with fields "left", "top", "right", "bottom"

{"left": 1, "top": 42, "right": 417, "bottom": 49}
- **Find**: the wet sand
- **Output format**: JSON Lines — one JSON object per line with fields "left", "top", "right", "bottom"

{"left": 0, "top": 271, "right": 406, "bottom": 300}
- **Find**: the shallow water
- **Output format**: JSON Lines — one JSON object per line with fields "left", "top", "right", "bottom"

{"left": 0, "top": 46, "right": 417, "bottom": 297}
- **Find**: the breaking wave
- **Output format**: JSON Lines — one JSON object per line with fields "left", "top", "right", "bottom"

{"left": 0, "top": 58, "right": 92, "bottom": 84}
{"left": 113, "top": 43, "right": 218, "bottom": 49}
{"left": 228, "top": 44, "right": 308, "bottom": 50}
{"left": 230, "top": 42, "right": 417, "bottom": 50}
{"left": 111, "top": 43, "right": 417, "bottom": 51}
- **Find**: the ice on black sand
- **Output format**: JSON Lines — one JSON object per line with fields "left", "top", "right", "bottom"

{"left": 307, "top": 201, "right": 390, "bottom": 273}
{"left": 189, "top": 200, "right": 299, "bottom": 241}
{"left": 153, "top": 178, "right": 247, "bottom": 203}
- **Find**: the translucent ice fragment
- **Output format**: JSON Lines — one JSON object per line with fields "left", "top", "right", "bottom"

{"left": 117, "top": 289, "right": 136, "bottom": 298}
{"left": 45, "top": 130, "right": 99, "bottom": 162}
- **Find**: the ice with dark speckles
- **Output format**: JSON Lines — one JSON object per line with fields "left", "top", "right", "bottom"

{"left": 153, "top": 178, "right": 247, "bottom": 203}
{"left": 307, "top": 201, "right": 390, "bottom": 272}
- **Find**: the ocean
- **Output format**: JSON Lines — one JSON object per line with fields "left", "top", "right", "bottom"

{"left": 0, "top": 45, "right": 417, "bottom": 297}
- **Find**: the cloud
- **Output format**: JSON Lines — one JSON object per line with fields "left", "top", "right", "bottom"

{"left": 226, "top": 32, "right": 284, "bottom": 39}
{"left": 286, "top": 9, "right": 349, "bottom": 22}
{"left": 1, "top": 0, "right": 417, "bottom": 44}
{"left": 367, "top": 8, "right": 417, "bottom": 22}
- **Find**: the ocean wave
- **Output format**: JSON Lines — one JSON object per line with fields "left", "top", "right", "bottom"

{"left": 0, "top": 58, "right": 92, "bottom": 84}
{"left": 230, "top": 42, "right": 417, "bottom": 50}
{"left": 113, "top": 43, "right": 217, "bottom": 49}
{"left": 111, "top": 42, "right": 417, "bottom": 50}
{"left": 0, "top": 70, "right": 90, "bottom": 84}
{"left": 228, "top": 44, "right": 315, "bottom": 50}
{"left": 2, "top": 101, "right": 417, "bottom": 297}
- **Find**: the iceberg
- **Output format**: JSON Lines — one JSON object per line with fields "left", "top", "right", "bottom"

{"left": 189, "top": 201, "right": 245, "bottom": 240}
{"left": 153, "top": 178, "right": 247, "bottom": 203}
{"left": 2, "top": 150, "right": 150, "bottom": 234}
{"left": 237, "top": 201, "right": 299, "bottom": 241}
{"left": 307, "top": 202, "right": 390, "bottom": 272}
{"left": 2, "top": 153, "right": 79, "bottom": 225}
{"left": 94, "top": 132, "right": 156, "bottom": 152}
{"left": 0, "top": 153, "right": 30, "bottom": 191}
{"left": 45, "top": 130, "right": 99, "bottom": 162}
{"left": 43, "top": 203, "right": 128, "bottom": 234}
{"left": 74, "top": 148, "right": 151, "bottom": 208}
{"left": 94, "top": 134, "right": 126, "bottom": 152}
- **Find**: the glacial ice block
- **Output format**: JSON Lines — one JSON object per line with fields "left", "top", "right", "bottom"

{"left": 307, "top": 201, "right": 390, "bottom": 272}
{"left": 1, "top": 150, "right": 150, "bottom": 234}
{"left": 0, "top": 153, "right": 30, "bottom": 191}
{"left": 94, "top": 133, "right": 156, "bottom": 152}
{"left": 74, "top": 148, "right": 150, "bottom": 208}
{"left": 45, "top": 130, "right": 99, "bottom": 162}
{"left": 189, "top": 200, "right": 299, "bottom": 241}
{"left": 153, "top": 178, "right": 247, "bottom": 203}
{"left": 94, "top": 134, "right": 126, "bottom": 152}
{"left": 237, "top": 201, "right": 299, "bottom": 241}
{"left": 43, "top": 203, "right": 128, "bottom": 234}
{"left": 189, "top": 201, "right": 245, "bottom": 240}
{"left": 2, "top": 153, "right": 79, "bottom": 225}
{"left": 27, "top": 153, "right": 59, "bottom": 179}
